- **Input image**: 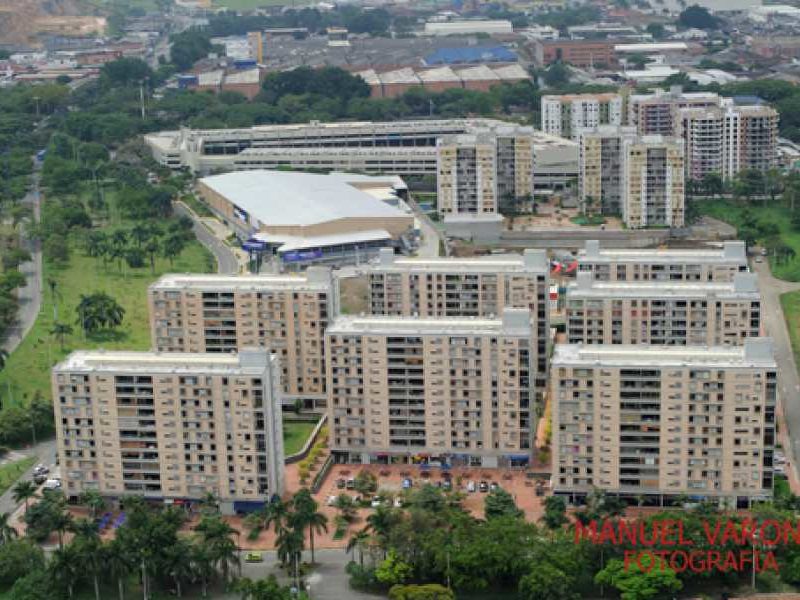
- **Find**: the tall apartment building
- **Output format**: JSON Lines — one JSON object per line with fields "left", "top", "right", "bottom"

{"left": 628, "top": 88, "right": 721, "bottom": 136}
{"left": 577, "top": 240, "right": 749, "bottom": 282}
{"left": 53, "top": 349, "right": 285, "bottom": 512}
{"left": 676, "top": 103, "right": 779, "bottom": 181}
{"left": 326, "top": 309, "right": 536, "bottom": 467}
{"left": 579, "top": 125, "right": 637, "bottom": 215}
{"left": 148, "top": 268, "right": 335, "bottom": 409}
{"left": 367, "top": 247, "right": 549, "bottom": 396}
{"left": 620, "top": 135, "right": 685, "bottom": 228}
{"left": 541, "top": 93, "right": 624, "bottom": 140}
{"left": 565, "top": 271, "right": 761, "bottom": 346}
{"left": 551, "top": 339, "right": 776, "bottom": 506}
{"left": 436, "top": 133, "right": 500, "bottom": 222}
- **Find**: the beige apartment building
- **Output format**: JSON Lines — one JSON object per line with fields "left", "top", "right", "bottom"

{"left": 577, "top": 240, "right": 749, "bottom": 282}
{"left": 53, "top": 349, "right": 284, "bottom": 513}
{"left": 367, "top": 248, "right": 549, "bottom": 396}
{"left": 437, "top": 133, "right": 500, "bottom": 221}
{"left": 621, "top": 135, "right": 685, "bottom": 229}
{"left": 541, "top": 93, "right": 624, "bottom": 140}
{"left": 551, "top": 339, "right": 776, "bottom": 506}
{"left": 326, "top": 309, "right": 536, "bottom": 467}
{"left": 148, "top": 268, "right": 334, "bottom": 409}
{"left": 566, "top": 271, "right": 761, "bottom": 346}
{"left": 579, "top": 125, "right": 637, "bottom": 215}
{"left": 628, "top": 89, "right": 722, "bottom": 136}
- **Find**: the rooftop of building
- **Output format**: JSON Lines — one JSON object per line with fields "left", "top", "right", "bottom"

{"left": 552, "top": 338, "right": 776, "bottom": 368}
{"left": 198, "top": 170, "right": 410, "bottom": 228}
{"left": 569, "top": 271, "right": 759, "bottom": 298}
{"left": 542, "top": 92, "right": 622, "bottom": 102}
{"left": 327, "top": 308, "right": 533, "bottom": 337}
{"left": 53, "top": 349, "right": 277, "bottom": 375}
{"left": 578, "top": 240, "right": 748, "bottom": 264}
{"left": 150, "top": 267, "right": 332, "bottom": 291}
{"left": 371, "top": 248, "right": 548, "bottom": 273}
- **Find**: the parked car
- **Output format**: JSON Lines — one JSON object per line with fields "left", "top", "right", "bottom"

{"left": 393, "top": 497, "right": 403, "bottom": 508}
{"left": 489, "top": 482, "right": 499, "bottom": 492}
{"left": 479, "top": 481, "right": 489, "bottom": 493}
{"left": 43, "top": 479, "right": 61, "bottom": 490}
{"left": 245, "top": 552, "right": 263, "bottom": 563}
{"left": 370, "top": 496, "right": 382, "bottom": 508}
{"left": 466, "top": 480, "right": 476, "bottom": 493}
{"left": 33, "top": 474, "right": 47, "bottom": 485}
{"left": 336, "top": 478, "right": 346, "bottom": 489}
{"left": 402, "top": 478, "right": 412, "bottom": 489}
{"left": 774, "top": 465, "right": 786, "bottom": 475}
{"left": 327, "top": 495, "right": 338, "bottom": 506}
{"left": 346, "top": 478, "right": 355, "bottom": 490}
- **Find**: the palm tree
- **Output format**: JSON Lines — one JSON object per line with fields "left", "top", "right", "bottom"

{"left": 161, "top": 234, "right": 185, "bottom": 266}
{"left": 72, "top": 519, "right": 103, "bottom": 600}
{"left": 50, "top": 322, "right": 73, "bottom": 351}
{"left": 191, "top": 542, "right": 215, "bottom": 599}
{"left": 366, "top": 505, "right": 394, "bottom": 555}
{"left": 199, "top": 491, "right": 219, "bottom": 516}
{"left": 275, "top": 526, "right": 304, "bottom": 569}
{"left": 79, "top": 489, "right": 105, "bottom": 519}
{"left": 12, "top": 481, "right": 37, "bottom": 514}
{"left": 261, "top": 497, "right": 289, "bottom": 535}
{"left": 105, "top": 538, "right": 131, "bottom": 600}
{"left": 51, "top": 545, "right": 81, "bottom": 599}
{"left": 0, "top": 512, "right": 18, "bottom": 544}
{"left": 304, "top": 509, "right": 328, "bottom": 564}
{"left": 195, "top": 515, "right": 240, "bottom": 584}
{"left": 164, "top": 537, "right": 194, "bottom": 598}
{"left": 53, "top": 509, "right": 74, "bottom": 549}
{"left": 346, "top": 528, "right": 370, "bottom": 567}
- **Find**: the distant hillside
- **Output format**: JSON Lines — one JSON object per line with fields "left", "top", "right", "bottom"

{"left": 0, "top": 0, "right": 105, "bottom": 47}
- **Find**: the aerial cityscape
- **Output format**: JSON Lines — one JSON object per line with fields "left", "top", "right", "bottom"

{"left": 3, "top": 0, "right": 800, "bottom": 598}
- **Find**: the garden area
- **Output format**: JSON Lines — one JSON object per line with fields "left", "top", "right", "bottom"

{"left": 283, "top": 420, "right": 318, "bottom": 456}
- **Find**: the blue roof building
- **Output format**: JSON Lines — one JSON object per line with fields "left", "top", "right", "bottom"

{"left": 423, "top": 45, "right": 517, "bottom": 66}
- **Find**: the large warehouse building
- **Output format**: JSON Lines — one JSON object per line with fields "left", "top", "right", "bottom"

{"left": 197, "top": 170, "right": 414, "bottom": 270}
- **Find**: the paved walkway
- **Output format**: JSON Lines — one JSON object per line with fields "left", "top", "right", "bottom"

{"left": 752, "top": 258, "right": 800, "bottom": 493}
{"left": 174, "top": 201, "right": 242, "bottom": 274}
{"left": 1, "top": 171, "right": 42, "bottom": 355}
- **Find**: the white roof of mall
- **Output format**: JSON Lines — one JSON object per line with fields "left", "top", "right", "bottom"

{"left": 199, "top": 170, "right": 410, "bottom": 228}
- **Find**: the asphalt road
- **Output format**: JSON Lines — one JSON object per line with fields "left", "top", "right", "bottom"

{"left": 174, "top": 203, "right": 239, "bottom": 274}
{"left": 0, "top": 438, "right": 57, "bottom": 516}
{"left": 1, "top": 171, "right": 42, "bottom": 355}
{"left": 752, "top": 258, "right": 800, "bottom": 482}
{"left": 406, "top": 195, "right": 443, "bottom": 258}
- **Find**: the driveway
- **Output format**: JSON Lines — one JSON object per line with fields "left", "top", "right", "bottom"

{"left": 174, "top": 202, "right": 239, "bottom": 274}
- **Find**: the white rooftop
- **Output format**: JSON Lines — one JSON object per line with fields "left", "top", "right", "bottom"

{"left": 327, "top": 308, "right": 532, "bottom": 337}
{"left": 552, "top": 339, "right": 776, "bottom": 369}
{"left": 150, "top": 268, "right": 332, "bottom": 291}
{"left": 373, "top": 247, "right": 548, "bottom": 273}
{"left": 569, "top": 271, "right": 759, "bottom": 299}
{"left": 54, "top": 349, "right": 276, "bottom": 375}
{"left": 199, "top": 170, "right": 410, "bottom": 228}
{"left": 579, "top": 240, "right": 748, "bottom": 264}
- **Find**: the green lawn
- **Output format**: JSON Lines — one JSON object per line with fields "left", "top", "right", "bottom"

{"left": 0, "top": 456, "right": 36, "bottom": 497}
{"left": 570, "top": 214, "right": 606, "bottom": 226}
{"left": 697, "top": 198, "right": 800, "bottom": 281}
{"left": 0, "top": 235, "right": 214, "bottom": 409}
{"left": 781, "top": 291, "right": 800, "bottom": 374}
{"left": 283, "top": 420, "right": 317, "bottom": 456}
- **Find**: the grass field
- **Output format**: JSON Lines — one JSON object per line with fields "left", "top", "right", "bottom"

{"left": 0, "top": 234, "right": 214, "bottom": 409}
{"left": 0, "top": 456, "right": 36, "bottom": 497}
{"left": 697, "top": 198, "right": 800, "bottom": 281}
{"left": 781, "top": 291, "right": 800, "bottom": 373}
{"left": 283, "top": 420, "right": 317, "bottom": 456}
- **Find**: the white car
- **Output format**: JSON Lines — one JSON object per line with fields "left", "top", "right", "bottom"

{"left": 370, "top": 496, "right": 382, "bottom": 508}
{"left": 466, "top": 480, "right": 476, "bottom": 493}
{"left": 43, "top": 479, "right": 61, "bottom": 490}
{"left": 774, "top": 465, "right": 786, "bottom": 475}
{"left": 327, "top": 495, "right": 338, "bottom": 506}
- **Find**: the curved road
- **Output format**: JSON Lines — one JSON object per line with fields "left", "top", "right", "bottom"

{"left": 174, "top": 202, "right": 239, "bottom": 274}
{"left": 1, "top": 171, "right": 42, "bottom": 355}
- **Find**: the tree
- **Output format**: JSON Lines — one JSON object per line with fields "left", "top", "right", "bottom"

{"left": 163, "top": 537, "right": 194, "bottom": 598}
{"left": 0, "top": 512, "right": 17, "bottom": 544}
{"left": 645, "top": 23, "right": 665, "bottom": 39}
{"left": 347, "top": 528, "right": 370, "bottom": 567}
{"left": 375, "top": 549, "right": 413, "bottom": 586}
{"left": 79, "top": 489, "right": 105, "bottom": 519}
{"left": 44, "top": 234, "right": 69, "bottom": 263}
{"left": 75, "top": 292, "right": 125, "bottom": 335}
{"left": 170, "top": 30, "right": 213, "bottom": 71}
{"left": 678, "top": 4, "right": 717, "bottom": 29}
{"left": 354, "top": 471, "right": 378, "bottom": 495}
{"left": 235, "top": 575, "right": 295, "bottom": 600}
{"left": 519, "top": 562, "right": 579, "bottom": 600}
{"left": 292, "top": 489, "right": 328, "bottom": 563}
{"left": 595, "top": 557, "right": 683, "bottom": 600}
{"left": 484, "top": 488, "right": 523, "bottom": 520}
{"left": 543, "top": 63, "right": 571, "bottom": 87}
{"left": 0, "top": 540, "right": 44, "bottom": 587}
{"left": 275, "top": 525, "right": 303, "bottom": 569}
{"left": 701, "top": 172, "right": 724, "bottom": 197}
{"left": 1, "top": 248, "right": 31, "bottom": 271}
{"left": 542, "top": 496, "right": 568, "bottom": 530}
{"left": 50, "top": 545, "right": 81, "bottom": 599}
{"left": 50, "top": 322, "right": 73, "bottom": 351}
{"left": 12, "top": 481, "right": 36, "bottom": 515}
{"left": 388, "top": 584, "right": 454, "bottom": 600}
{"left": 104, "top": 538, "right": 131, "bottom": 600}
{"left": 161, "top": 233, "right": 186, "bottom": 266}
{"left": 195, "top": 515, "right": 240, "bottom": 583}
{"left": 0, "top": 349, "right": 7, "bottom": 371}
{"left": 71, "top": 519, "right": 103, "bottom": 600}
{"left": 101, "top": 58, "right": 153, "bottom": 87}
{"left": 7, "top": 568, "right": 50, "bottom": 600}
